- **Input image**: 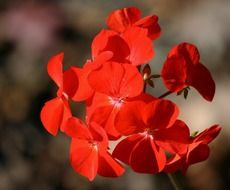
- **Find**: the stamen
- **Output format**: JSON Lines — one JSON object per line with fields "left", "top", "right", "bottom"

{"left": 109, "top": 97, "right": 125, "bottom": 108}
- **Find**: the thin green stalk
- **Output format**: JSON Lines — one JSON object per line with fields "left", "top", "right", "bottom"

{"left": 158, "top": 91, "right": 172, "bottom": 99}
{"left": 167, "top": 173, "right": 184, "bottom": 190}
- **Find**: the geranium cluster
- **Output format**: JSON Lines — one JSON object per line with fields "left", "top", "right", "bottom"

{"left": 40, "top": 7, "right": 221, "bottom": 181}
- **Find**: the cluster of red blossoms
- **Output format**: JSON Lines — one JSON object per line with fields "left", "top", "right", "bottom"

{"left": 40, "top": 7, "right": 221, "bottom": 181}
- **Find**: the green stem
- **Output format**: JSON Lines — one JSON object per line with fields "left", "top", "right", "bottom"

{"left": 167, "top": 173, "right": 184, "bottom": 190}
{"left": 158, "top": 91, "right": 172, "bottom": 99}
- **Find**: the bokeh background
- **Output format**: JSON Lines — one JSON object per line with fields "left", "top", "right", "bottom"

{"left": 0, "top": 0, "right": 229, "bottom": 189}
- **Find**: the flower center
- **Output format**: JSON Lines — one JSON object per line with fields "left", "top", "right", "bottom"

{"left": 109, "top": 96, "right": 125, "bottom": 108}
{"left": 89, "top": 141, "right": 98, "bottom": 151}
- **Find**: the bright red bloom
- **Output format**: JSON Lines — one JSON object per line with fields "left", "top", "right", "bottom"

{"left": 40, "top": 53, "right": 77, "bottom": 136}
{"left": 70, "top": 52, "right": 113, "bottom": 102}
{"left": 91, "top": 28, "right": 154, "bottom": 66}
{"left": 107, "top": 7, "right": 161, "bottom": 40}
{"left": 86, "top": 61, "right": 144, "bottom": 139}
{"left": 161, "top": 43, "right": 215, "bottom": 101}
{"left": 113, "top": 99, "right": 189, "bottom": 173}
{"left": 64, "top": 117, "right": 124, "bottom": 181}
{"left": 164, "top": 124, "right": 221, "bottom": 174}
{"left": 40, "top": 7, "right": 221, "bottom": 181}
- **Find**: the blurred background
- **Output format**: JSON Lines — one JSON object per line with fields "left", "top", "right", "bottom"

{"left": 0, "top": 0, "right": 229, "bottom": 189}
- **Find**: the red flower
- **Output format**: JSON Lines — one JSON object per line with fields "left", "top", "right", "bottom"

{"left": 113, "top": 99, "right": 189, "bottom": 173}
{"left": 91, "top": 28, "right": 154, "bottom": 66}
{"left": 107, "top": 7, "right": 161, "bottom": 40}
{"left": 161, "top": 43, "right": 215, "bottom": 101}
{"left": 39, "top": 7, "right": 221, "bottom": 181}
{"left": 64, "top": 117, "right": 125, "bottom": 181}
{"left": 86, "top": 61, "right": 144, "bottom": 139}
{"left": 40, "top": 53, "right": 77, "bottom": 135}
{"left": 164, "top": 124, "right": 221, "bottom": 174}
{"left": 70, "top": 52, "right": 113, "bottom": 102}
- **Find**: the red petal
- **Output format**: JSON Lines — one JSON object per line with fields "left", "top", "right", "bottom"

{"left": 70, "top": 64, "right": 95, "bottom": 101}
{"left": 70, "top": 139, "right": 98, "bottom": 181}
{"left": 154, "top": 120, "right": 190, "bottom": 155}
{"left": 183, "top": 143, "right": 210, "bottom": 174}
{"left": 88, "top": 62, "right": 143, "bottom": 98}
{"left": 119, "top": 64, "right": 144, "bottom": 97}
{"left": 194, "top": 124, "right": 221, "bottom": 144}
{"left": 123, "top": 27, "right": 154, "bottom": 66}
{"left": 40, "top": 97, "right": 71, "bottom": 136}
{"left": 168, "top": 43, "right": 200, "bottom": 65}
{"left": 114, "top": 96, "right": 149, "bottom": 135}
{"left": 112, "top": 134, "right": 143, "bottom": 165}
{"left": 60, "top": 97, "right": 72, "bottom": 131}
{"left": 89, "top": 122, "right": 109, "bottom": 150}
{"left": 143, "top": 99, "right": 179, "bottom": 130}
{"left": 134, "top": 15, "right": 161, "bottom": 40}
{"left": 114, "top": 93, "right": 155, "bottom": 135}
{"left": 107, "top": 7, "right": 141, "bottom": 33}
{"left": 91, "top": 30, "right": 130, "bottom": 63}
{"left": 88, "top": 62, "right": 125, "bottom": 96}
{"left": 47, "top": 52, "right": 64, "bottom": 88}
{"left": 98, "top": 152, "right": 125, "bottom": 177}
{"left": 89, "top": 105, "right": 121, "bottom": 140}
{"left": 63, "top": 68, "right": 78, "bottom": 98}
{"left": 62, "top": 117, "right": 92, "bottom": 140}
{"left": 188, "top": 63, "right": 215, "bottom": 101}
{"left": 86, "top": 92, "right": 111, "bottom": 118}
{"left": 130, "top": 136, "right": 166, "bottom": 173}
{"left": 161, "top": 55, "right": 187, "bottom": 92}
{"left": 86, "top": 93, "right": 121, "bottom": 140}
{"left": 164, "top": 154, "right": 184, "bottom": 173}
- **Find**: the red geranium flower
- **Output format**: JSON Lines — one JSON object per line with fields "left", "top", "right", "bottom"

{"left": 86, "top": 61, "right": 144, "bottom": 139}
{"left": 113, "top": 99, "right": 189, "bottom": 173}
{"left": 107, "top": 7, "right": 161, "bottom": 40}
{"left": 70, "top": 52, "right": 113, "bottom": 102}
{"left": 40, "top": 53, "right": 78, "bottom": 135}
{"left": 164, "top": 124, "right": 221, "bottom": 174}
{"left": 161, "top": 42, "right": 215, "bottom": 101}
{"left": 91, "top": 28, "right": 154, "bottom": 66}
{"left": 39, "top": 7, "right": 221, "bottom": 182}
{"left": 64, "top": 117, "right": 125, "bottom": 181}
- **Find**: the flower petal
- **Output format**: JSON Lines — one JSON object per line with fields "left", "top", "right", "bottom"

{"left": 143, "top": 99, "right": 179, "bottom": 130}
{"left": 62, "top": 117, "right": 92, "bottom": 140}
{"left": 161, "top": 55, "right": 187, "bottom": 92}
{"left": 182, "top": 143, "right": 210, "bottom": 174}
{"left": 63, "top": 68, "right": 78, "bottom": 98}
{"left": 114, "top": 94, "right": 154, "bottom": 135}
{"left": 88, "top": 62, "right": 143, "bottom": 98}
{"left": 88, "top": 62, "right": 125, "bottom": 96}
{"left": 119, "top": 63, "right": 144, "bottom": 97}
{"left": 123, "top": 27, "right": 154, "bottom": 66}
{"left": 70, "top": 139, "right": 98, "bottom": 181}
{"left": 70, "top": 64, "right": 95, "bottom": 101}
{"left": 194, "top": 124, "right": 221, "bottom": 144}
{"left": 188, "top": 63, "right": 215, "bottom": 101}
{"left": 134, "top": 15, "right": 161, "bottom": 40}
{"left": 112, "top": 134, "right": 144, "bottom": 165}
{"left": 89, "top": 105, "right": 121, "bottom": 140}
{"left": 164, "top": 154, "right": 184, "bottom": 173}
{"left": 98, "top": 152, "right": 125, "bottom": 177}
{"left": 40, "top": 97, "right": 71, "bottom": 136}
{"left": 130, "top": 136, "right": 166, "bottom": 173}
{"left": 107, "top": 7, "right": 141, "bottom": 33}
{"left": 89, "top": 122, "right": 109, "bottom": 150}
{"left": 47, "top": 52, "right": 64, "bottom": 88}
{"left": 168, "top": 43, "right": 200, "bottom": 65}
{"left": 91, "top": 30, "right": 130, "bottom": 63}
{"left": 154, "top": 120, "right": 190, "bottom": 155}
